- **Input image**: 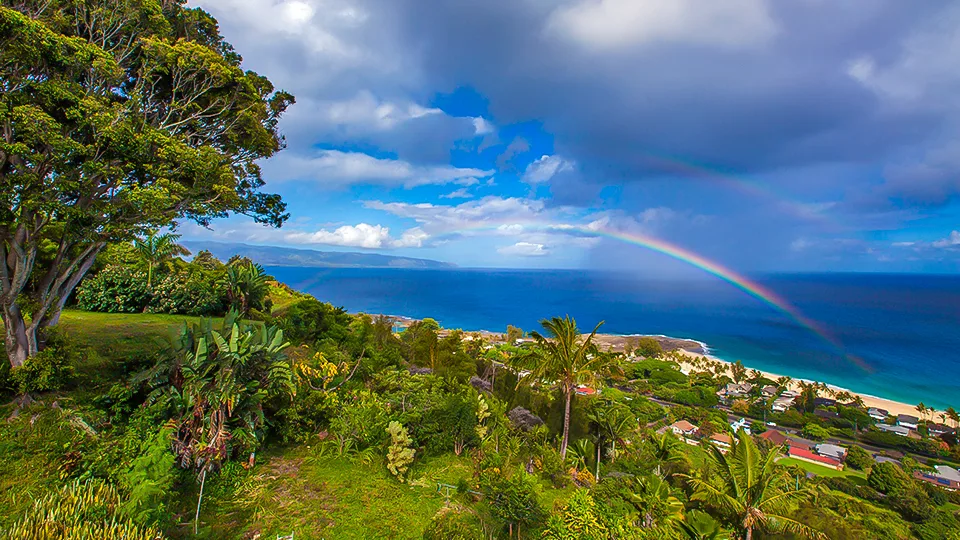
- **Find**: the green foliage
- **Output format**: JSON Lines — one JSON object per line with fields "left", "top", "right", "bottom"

{"left": 481, "top": 470, "right": 546, "bottom": 534}
{"left": 10, "top": 329, "right": 78, "bottom": 393}
{"left": 3, "top": 480, "right": 164, "bottom": 540}
{"left": 628, "top": 359, "right": 687, "bottom": 385}
{"left": 222, "top": 260, "right": 271, "bottom": 316}
{"left": 122, "top": 426, "right": 177, "bottom": 526}
{"left": 845, "top": 444, "right": 874, "bottom": 471}
{"left": 802, "top": 422, "right": 831, "bottom": 441}
{"left": 634, "top": 337, "right": 663, "bottom": 359}
{"left": 507, "top": 325, "right": 524, "bottom": 343}
{"left": 422, "top": 504, "right": 484, "bottom": 540}
{"left": 544, "top": 489, "right": 609, "bottom": 539}
{"left": 867, "top": 462, "right": 911, "bottom": 494}
{"left": 148, "top": 271, "right": 225, "bottom": 316}
{"left": 386, "top": 421, "right": 416, "bottom": 482}
{"left": 277, "top": 298, "right": 352, "bottom": 344}
{"left": 75, "top": 266, "right": 152, "bottom": 313}
{"left": 134, "top": 231, "right": 190, "bottom": 287}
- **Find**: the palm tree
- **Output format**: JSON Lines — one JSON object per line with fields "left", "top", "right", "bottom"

{"left": 134, "top": 231, "right": 190, "bottom": 287}
{"left": 629, "top": 475, "right": 685, "bottom": 530}
{"left": 947, "top": 407, "right": 959, "bottom": 429}
{"left": 588, "top": 403, "right": 636, "bottom": 468}
{"left": 775, "top": 376, "right": 792, "bottom": 392}
{"left": 223, "top": 261, "right": 269, "bottom": 315}
{"left": 648, "top": 432, "right": 687, "bottom": 477}
{"left": 680, "top": 432, "right": 824, "bottom": 540}
{"left": 518, "top": 315, "right": 613, "bottom": 459}
{"left": 916, "top": 402, "right": 927, "bottom": 422}
{"left": 678, "top": 510, "right": 725, "bottom": 540}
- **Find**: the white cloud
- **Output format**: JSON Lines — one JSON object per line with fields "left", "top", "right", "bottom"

{"left": 272, "top": 150, "right": 494, "bottom": 187}
{"left": 363, "top": 196, "right": 548, "bottom": 232}
{"left": 472, "top": 117, "right": 495, "bottom": 135}
{"left": 393, "top": 227, "right": 430, "bottom": 248}
{"left": 285, "top": 223, "right": 392, "bottom": 248}
{"left": 498, "top": 242, "right": 549, "bottom": 257}
{"left": 321, "top": 91, "right": 443, "bottom": 131}
{"left": 521, "top": 155, "right": 575, "bottom": 184}
{"left": 440, "top": 188, "right": 473, "bottom": 199}
{"left": 547, "top": 0, "right": 777, "bottom": 50}
{"left": 933, "top": 230, "right": 960, "bottom": 248}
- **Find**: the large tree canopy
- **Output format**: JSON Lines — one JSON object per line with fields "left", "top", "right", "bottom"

{"left": 0, "top": 0, "right": 293, "bottom": 367}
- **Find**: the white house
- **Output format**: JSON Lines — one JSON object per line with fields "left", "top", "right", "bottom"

{"left": 730, "top": 417, "right": 751, "bottom": 434}
{"left": 867, "top": 407, "right": 889, "bottom": 421}
{"left": 816, "top": 443, "right": 848, "bottom": 461}
{"left": 896, "top": 414, "right": 919, "bottom": 430}
{"left": 877, "top": 424, "right": 911, "bottom": 437}
{"left": 670, "top": 420, "right": 699, "bottom": 439}
{"left": 772, "top": 397, "right": 794, "bottom": 412}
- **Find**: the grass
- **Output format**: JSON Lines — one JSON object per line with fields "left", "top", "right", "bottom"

{"left": 778, "top": 457, "right": 867, "bottom": 480}
{"left": 192, "top": 449, "right": 475, "bottom": 539}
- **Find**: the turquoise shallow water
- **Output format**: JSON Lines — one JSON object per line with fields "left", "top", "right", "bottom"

{"left": 267, "top": 267, "right": 960, "bottom": 410}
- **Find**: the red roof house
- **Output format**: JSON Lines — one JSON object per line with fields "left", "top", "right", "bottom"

{"left": 787, "top": 446, "right": 844, "bottom": 471}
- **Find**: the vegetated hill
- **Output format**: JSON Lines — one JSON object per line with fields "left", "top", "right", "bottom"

{"left": 182, "top": 241, "right": 456, "bottom": 269}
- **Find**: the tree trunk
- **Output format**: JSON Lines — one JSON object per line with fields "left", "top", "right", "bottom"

{"left": 195, "top": 468, "right": 207, "bottom": 535}
{"left": 595, "top": 439, "right": 601, "bottom": 481}
{"left": 559, "top": 388, "right": 572, "bottom": 459}
{"left": 2, "top": 303, "right": 32, "bottom": 368}
{"left": 745, "top": 526, "right": 752, "bottom": 540}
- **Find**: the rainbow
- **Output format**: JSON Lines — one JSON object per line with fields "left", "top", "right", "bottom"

{"left": 445, "top": 221, "right": 870, "bottom": 372}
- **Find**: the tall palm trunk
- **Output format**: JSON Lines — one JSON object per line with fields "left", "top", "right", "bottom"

{"left": 560, "top": 387, "right": 572, "bottom": 458}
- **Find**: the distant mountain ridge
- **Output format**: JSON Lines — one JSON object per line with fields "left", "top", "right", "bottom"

{"left": 182, "top": 241, "right": 456, "bottom": 269}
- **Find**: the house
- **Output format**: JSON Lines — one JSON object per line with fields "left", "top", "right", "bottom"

{"left": 928, "top": 423, "right": 955, "bottom": 436}
{"left": 575, "top": 385, "right": 597, "bottom": 396}
{"left": 759, "top": 430, "right": 788, "bottom": 446}
{"left": 709, "top": 433, "right": 733, "bottom": 452}
{"left": 785, "top": 436, "right": 817, "bottom": 452}
{"left": 897, "top": 414, "right": 920, "bottom": 430}
{"left": 868, "top": 407, "right": 889, "bottom": 421}
{"left": 670, "top": 420, "right": 700, "bottom": 439}
{"left": 781, "top": 390, "right": 799, "bottom": 399}
{"left": 761, "top": 385, "right": 778, "bottom": 398}
{"left": 877, "top": 424, "right": 911, "bottom": 437}
{"left": 771, "top": 397, "right": 795, "bottom": 412}
{"left": 816, "top": 443, "right": 848, "bottom": 461}
{"left": 913, "top": 466, "right": 960, "bottom": 490}
{"left": 814, "top": 397, "right": 837, "bottom": 408}
{"left": 814, "top": 409, "right": 840, "bottom": 420}
{"left": 718, "top": 382, "right": 754, "bottom": 399}
{"left": 787, "top": 446, "right": 844, "bottom": 471}
{"left": 730, "top": 417, "right": 751, "bottom": 434}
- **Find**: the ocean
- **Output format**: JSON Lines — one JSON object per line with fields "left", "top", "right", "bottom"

{"left": 266, "top": 267, "right": 960, "bottom": 410}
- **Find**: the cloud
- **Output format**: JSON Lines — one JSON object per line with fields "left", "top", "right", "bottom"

{"left": 271, "top": 150, "right": 493, "bottom": 188}
{"left": 472, "top": 117, "right": 495, "bottom": 135}
{"left": 440, "top": 188, "right": 474, "bottom": 199}
{"left": 498, "top": 242, "right": 549, "bottom": 257}
{"left": 363, "top": 196, "right": 550, "bottom": 233}
{"left": 284, "top": 223, "right": 431, "bottom": 249}
{"left": 933, "top": 230, "right": 960, "bottom": 248}
{"left": 522, "top": 155, "right": 576, "bottom": 184}
{"left": 546, "top": 0, "right": 777, "bottom": 50}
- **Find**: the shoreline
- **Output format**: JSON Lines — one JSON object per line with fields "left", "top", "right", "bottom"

{"left": 399, "top": 315, "right": 935, "bottom": 420}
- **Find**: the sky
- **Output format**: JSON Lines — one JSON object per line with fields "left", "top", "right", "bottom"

{"left": 182, "top": 0, "right": 960, "bottom": 273}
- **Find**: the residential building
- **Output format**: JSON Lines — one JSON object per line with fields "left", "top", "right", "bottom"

{"left": 867, "top": 407, "right": 889, "bottom": 421}
{"left": 816, "top": 443, "right": 848, "bottom": 461}
{"left": 896, "top": 414, "right": 919, "bottom": 430}
{"left": 785, "top": 436, "right": 817, "bottom": 451}
{"left": 760, "top": 385, "right": 778, "bottom": 398}
{"left": 670, "top": 420, "right": 699, "bottom": 439}
{"left": 709, "top": 433, "right": 733, "bottom": 452}
{"left": 759, "top": 430, "right": 788, "bottom": 446}
{"left": 913, "top": 466, "right": 960, "bottom": 490}
{"left": 787, "top": 446, "right": 844, "bottom": 471}
{"left": 928, "top": 423, "right": 955, "bottom": 436}
{"left": 730, "top": 417, "right": 751, "bottom": 434}
{"left": 575, "top": 385, "right": 597, "bottom": 396}
{"left": 876, "top": 424, "right": 911, "bottom": 437}
{"left": 771, "top": 397, "right": 794, "bottom": 412}
{"left": 718, "top": 382, "right": 754, "bottom": 399}
{"left": 814, "top": 397, "right": 836, "bottom": 408}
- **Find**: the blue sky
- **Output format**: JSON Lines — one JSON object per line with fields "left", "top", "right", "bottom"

{"left": 183, "top": 0, "right": 960, "bottom": 273}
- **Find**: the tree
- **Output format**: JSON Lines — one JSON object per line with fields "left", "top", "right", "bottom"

{"left": 797, "top": 381, "right": 818, "bottom": 413}
{"left": 543, "top": 489, "right": 608, "bottom": 540}
{"left": 916, "top": 403, "right": 927, "bottom": 422}
{"left": 802, "top": 423, "right": 831, "bottom": 441}
{"left": 587, "top": 403, "right": 635, "bottom": 475}
{"left": 134, "top": 231, "right": 190, "bottom": 287}
{"left": 947, "top": 406, "right": 959, "bottom": 429}
{"left": 403, "top": 318, "right": 441, "bottom": 369}
{"left": 507, "top": 325, "right": 524, "bottom": 343}
{"left": 386, "top": 421, "right": 415, "bottom": 482}
{"left": 867, "top": 462, "right": 911, "bottom": 494}
{"left": 222, "top": 261, "right": 270, "bottom": 316}
{"left": 0, "top": 0, "right": 292, "bottom": 368}
{"left": 648, "top": 432, "right": 687, "bottom": 477}
{"left": 517, "top": 315, "right": 612, "bottom": 459}
{"left": 730, "top": 360, "right": 747, "bottom": 383}
{"left": 775, "top": 376, "right": 793, "bottom": 392}
{"left": 845, "top": 444, "right": 874, "bottom": 471}
{"left": 629, "top": 475, "right": 685, "bottom": 530}
{"left": 681, "top": 432, "right": 824, "bottom": 540}
{"left": 635, "top": 337, "right": 663, "bottom": 358}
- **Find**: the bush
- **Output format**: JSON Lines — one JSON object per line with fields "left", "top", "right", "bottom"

{"left": 845, "top": 444, "right": 874, "bottom": 471}
{"left": 148, "top": 271, "right": 225, "bottom": 315}
{"left": 422, "top": 504, "right": 484, "bottom": 540}
{"left": 867, "top": 462, "right": 911, "bottom": 494}
{"left": 75, "top": 265, "right": 151, "bottom": 313}
{"left": 10, "top": 331, "right": 77, "bottom": 393}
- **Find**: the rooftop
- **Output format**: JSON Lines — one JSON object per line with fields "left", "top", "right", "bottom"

{"left": 897, "top": 414, "right": 919, "bottom": 423}
{"left": 935, "top": 465, "right": 960, "bottom": 483}
{"left": 710, "top": 433, "right": 733, "bottom": 445}
{"left": 789, "top": 446, "right": 843, "bottom": 468}
{"left": 671, "top": 420, "right": 698, "bottom": 433}
{"left": 760, "top": 430, "right": 788, "bottom": 446}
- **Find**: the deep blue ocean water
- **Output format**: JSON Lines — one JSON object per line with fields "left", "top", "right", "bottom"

{"left": 266, "top": 267, "right": 960, "bottom": 409}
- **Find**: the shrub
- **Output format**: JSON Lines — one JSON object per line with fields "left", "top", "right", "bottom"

{"left": 543, "top": 489, "right": 608, "bottom": 539}
{"left": 3, "top": 480, "right": 164, "bottom": 540}
{"left": 867, "top": 462, "right": 911, "bottom": 494}
{"left": 386, "top": 421, "right": 415, "bottom": 482}
{"left": 422, "top": 504, "right": 484, "bottom": 540}
{"left": 10, "top": 330, "right": 77, "bottom": 393}
{"left": 75, "top": 265, "right": 151, "bottom": 313}
{"left": 149, "top": 272, "right": 225, "bottom": 315}
{"left": 845, "top": 444, "right": 874, "bottom": 470}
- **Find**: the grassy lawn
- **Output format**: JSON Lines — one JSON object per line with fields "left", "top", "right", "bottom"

{"left": 778, "top": 457, "right": 867, "bottom": 480}
{"left": 192, "top": 449, "right": 475, "bottom": 539}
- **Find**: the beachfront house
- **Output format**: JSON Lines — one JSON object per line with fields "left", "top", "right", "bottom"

{"left": 759, "top": 430, "right": 788, "bottom": 447}
{"left": 761, "top": 385, "right": 778, "bottom": 398}
{"left": 913, "top": 466, "right": 960, "bottom": 491}
{"left": 718, "top": 382, "right": 754, "bottom": 400}
{"left": 814, "top": 409, "right": 840, "bottom": 420}
{"left": 928, "top": 423, "right": 955, "bottom": 436}
{"left": 814, "top": 397, "right": 837, "bottom": 408}
{"left": 772, "top": 396, "right": 795, "bottom": 412}
{"left": 816, "top": 443, "right": 848, "bottom": 462}
{"left": 868, "top": 407, "right": 889, "bottom": 421}
{"left": 897, "top": 414, "right": 920, "bottom": 430}
{"left": 877, "top": 424, "right": 911, "bottom": 437}
{"left": 670, "top": 420, "right": 700, "bottom": 440}
{"left": 785, "top": 436, "right": 817, "bottom": 452}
